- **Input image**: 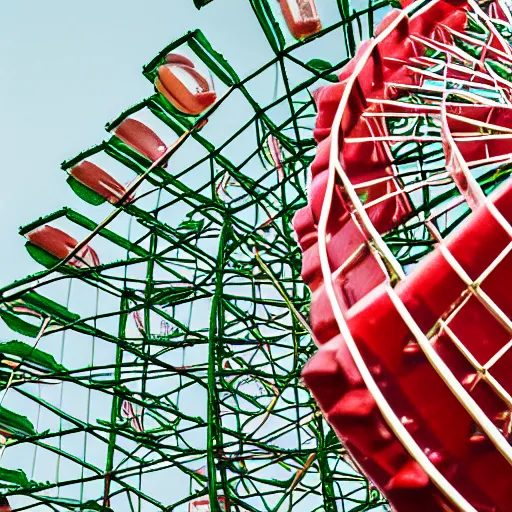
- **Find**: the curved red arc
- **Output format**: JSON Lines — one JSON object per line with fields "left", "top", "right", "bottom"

{"left": 295, "top": 1, "right": 512, "bottom": 510}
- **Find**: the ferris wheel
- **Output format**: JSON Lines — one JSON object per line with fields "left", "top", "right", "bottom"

{"left": 0, "top": 1, "right": 511, "bottom": 511}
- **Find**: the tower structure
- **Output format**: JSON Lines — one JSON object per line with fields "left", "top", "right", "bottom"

{"left": 0, "top": 1, "right": 393, "bottom": 511}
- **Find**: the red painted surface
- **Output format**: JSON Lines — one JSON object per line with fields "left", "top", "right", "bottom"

{"left": 0, "top": 497, "right": 11, "bottom": 512}
{"left": 277, "top": 0, "right": 322, "bottom": 39}
{"left": 295, "top": 1, "right": 512, "bottom": 510}
{"left": 188, "top": 496, "right": 229, "bottom": 512}
{"left": 156, "top": 53, "right": 217, "bottom": 116}
{"left": 114, "top": 118, "right": 167, "bottom": 164}
{"left": 70, "top": 161, "right": 132, "bottom": 204}
{"left": 27, "top": 225, "right": 100, "bottom": 269}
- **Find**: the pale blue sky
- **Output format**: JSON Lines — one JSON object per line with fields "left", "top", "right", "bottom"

{"left": 0, "top": 5, "right": 275, "bottom": 503}
{"left": 0, "top": 0, "right": 372, "bottom": 288}
{"left": 0, "top": 0, "right": 275, "bottom": 286}
{"left": 0, "top": 2, "right": 389, "bottom": 510}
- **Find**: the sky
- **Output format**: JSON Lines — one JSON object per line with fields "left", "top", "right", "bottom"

{"left": 0, "top": 0, "right": 278, "bottom": 287}
{"left": 0, "top": 0, "right": 275, "bottom": 504}
{"left": 0, "top": 1, "right": 388, "bottom": 510}
{"left": 0, "top": 0, "right": 367, "bottom": 287}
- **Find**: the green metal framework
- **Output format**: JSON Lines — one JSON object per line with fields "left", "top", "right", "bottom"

{"left": 0, "top": 1, "right": 395, "bottom": 511}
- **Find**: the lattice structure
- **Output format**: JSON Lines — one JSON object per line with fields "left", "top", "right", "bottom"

{"left": 297, "top": 0, "right": 512, "bottom": 510}
{"left": 0, "top": 1, "right": 399, "bottom": 512}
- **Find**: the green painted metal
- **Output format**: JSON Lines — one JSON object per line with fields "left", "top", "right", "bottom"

{"left": 0, "top": 1, "right": 400, "bottom": 511}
